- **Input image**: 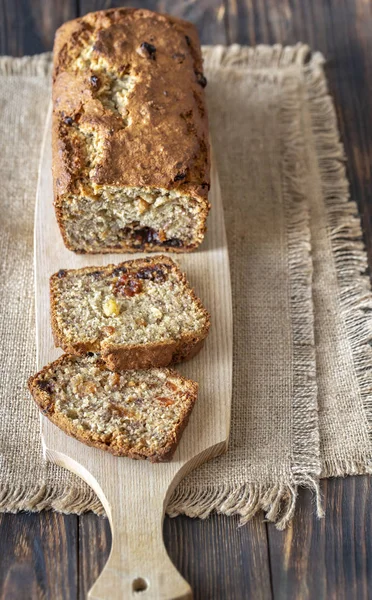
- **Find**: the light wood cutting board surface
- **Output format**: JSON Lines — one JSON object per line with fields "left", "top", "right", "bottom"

{"left": 34, "top": 106, "right": 232, "bottom": 599}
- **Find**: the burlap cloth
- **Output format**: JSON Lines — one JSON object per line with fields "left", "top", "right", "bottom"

{"left": 1, "top": 46, "right": 371, "bottom": 529}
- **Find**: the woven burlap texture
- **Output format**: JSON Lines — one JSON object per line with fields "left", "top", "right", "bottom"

{"left": 0, "top": 46, "right": 371, "bottom": 529}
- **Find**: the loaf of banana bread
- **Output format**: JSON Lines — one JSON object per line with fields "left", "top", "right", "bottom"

{"left": 52, "top": 8, "right": 210, "bottom": 253}
{"left": 50, "top": 255, "right": 210, "bottom": 370}
{"left": 28, "top": 354, "right": 198, "bottom": 461}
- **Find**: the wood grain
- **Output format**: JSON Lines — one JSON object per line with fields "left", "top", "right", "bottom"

{"left": 34, "top": 110, "right": 232, "bottom": 598}
{"left": 77, "top": 0, "right": 227, "bottom": 44}
{"left": 268, "top": 478, "right": 372, "bottom": 600}
{"left": 0, "top": 512, "right": 78, "bottom": 600}
{"left": 78, "top": 514, "right": 112, "bottom": 600}
{"left": 164, "top": 514, "right": 272, "bottom": 600}
{"left": 78, "top": 501, "right": 273, "bottom": 600}
{"left": 0, "top": 0, "right": 76, "bottom": 56}
{"left": 77, "top": 511, "right": 272, "bottom": 600}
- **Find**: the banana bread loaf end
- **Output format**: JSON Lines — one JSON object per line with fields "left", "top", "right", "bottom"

{"left": 52, "top": 8, "right": 210, "bottom": 254}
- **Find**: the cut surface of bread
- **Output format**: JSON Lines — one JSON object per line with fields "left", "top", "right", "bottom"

{"left": 28, "top": 354, "right": 198, "bottom": 461}
{"left": 52, "top": 8, "right": 210, "bottom": 253}
{"left": 51, "top": 256, "right": 210, "bottom": 370}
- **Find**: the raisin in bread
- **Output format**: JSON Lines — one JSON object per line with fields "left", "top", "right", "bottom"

{"left": 52, "top": 8, "right": 210, "bottom": 254}
{"left": 51, "top": 256, "right": 210, "bottom": 370}
{"left": 28, "top": 354, "right": 197, "bottom": 462}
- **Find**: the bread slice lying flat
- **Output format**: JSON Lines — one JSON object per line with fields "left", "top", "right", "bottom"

{"left": 28, "top": 354, "right": 198, "bottom": 462}
{"left": 51, "top": 255, "right": 210, "bottom": 370}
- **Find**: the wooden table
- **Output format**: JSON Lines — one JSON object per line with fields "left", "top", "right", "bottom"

{"left": 1, "top": 1, "right": 372, "bottom": 598}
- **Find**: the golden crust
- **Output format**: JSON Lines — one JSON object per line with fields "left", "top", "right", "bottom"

{"left": 50, "top": 255, "right": 211, "bottom": 370}
{"left": 52, "top": 8, "right": 210, "bottom": 253}
{"left": 28, "top": 354, "right": 198, "bottom": 462}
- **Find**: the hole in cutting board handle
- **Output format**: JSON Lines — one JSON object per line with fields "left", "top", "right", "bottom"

{"left": 132, "top": 577, "right": 148, "bottom": 593}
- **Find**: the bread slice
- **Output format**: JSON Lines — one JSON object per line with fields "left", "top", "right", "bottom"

{"left": 51, "top": 255, "right": 210, "bottom": 370}
{"left": 28, "top": 354, "right": 198, "bottom": 462}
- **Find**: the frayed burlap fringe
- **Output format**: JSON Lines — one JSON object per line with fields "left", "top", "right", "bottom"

{"left": 0, "top": 52, "right": 53, "bottom": 76}
{"left": 279, "top": 64, "right": 321, "bottom": 517}
{"left": 304, "top": 56, "right": 372, "bottom": 478}
{"left": 168, "top": 480, "right": 323, "bottom": 531}
{"left": 0, "top": 480, "right": 322, "bottom": 531}
{"left": 202, "top": 43, "right": 311, "bottom": 69}
{"left": 0, "top": 483, "right": 103, "bottom": 514}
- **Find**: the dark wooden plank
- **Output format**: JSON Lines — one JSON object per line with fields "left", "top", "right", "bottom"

{"left": 78, "top": 513, "right": 111, "bottom": 599}
{"left": 164, "top": 515, "right": 271, "bottom": 600}
{"left": 267, "top": 477, "right": 372, "bottom": 600}
{"left": 0, "top": 0, "right": 77, "bottom": 56}
{"left": 78, "top": 0, "right": 227, "bottom": 44}
{"left": 0, "top": 512, "right": 78, "bottom": 600}
{"left": 164, "top": 514, "right": 272, "bottom": 600}
{"left": 78, "top": 512, "right": 272, "bottom": 600}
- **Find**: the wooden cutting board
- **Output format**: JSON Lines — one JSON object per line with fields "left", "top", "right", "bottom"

{"left": 34, "top": 106, "right": 233, "bottom": 600}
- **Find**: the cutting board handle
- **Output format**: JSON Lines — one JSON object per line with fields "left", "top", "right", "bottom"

{"left": 88, "top": 468, "right": 192, "bottom": 600}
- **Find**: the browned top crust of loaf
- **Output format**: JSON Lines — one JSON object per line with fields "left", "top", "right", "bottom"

{"left": 50, "top": 255, "right": 211, "bottom": 370}
{"left": 28, "top": 354, "right": 198, "bottom": 462}
{"left": 52, "top": 8, "right": 210, "bottom": 200}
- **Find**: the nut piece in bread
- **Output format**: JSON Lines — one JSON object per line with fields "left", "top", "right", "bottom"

{"left": 50, "top": 255, "right": 210, "bottom": 370}
{"left": 52, "top": 8, "right": 210, "bottom": 253}
{"left": 28, "top": 354, "right": 198, "bottom": 462}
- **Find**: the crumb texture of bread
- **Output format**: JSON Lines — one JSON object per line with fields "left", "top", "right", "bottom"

{"left": 51, "top": 256, "right": 210, "bottom": 369}
{"left": 52, "top": 8, "right": 210, "bottom": 253}
{"left": 28, "top": 354, "right": 198, "bottom": 461}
